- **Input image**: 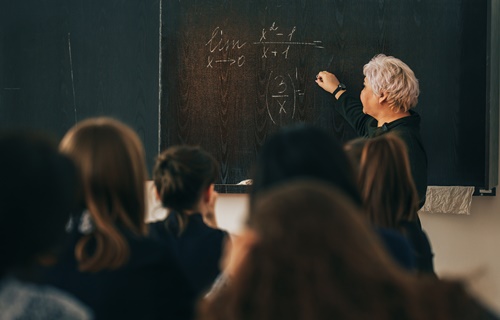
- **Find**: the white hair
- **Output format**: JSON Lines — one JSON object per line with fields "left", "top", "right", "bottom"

{"left": 363, "top": 54, "right": 420, "bottom": 112}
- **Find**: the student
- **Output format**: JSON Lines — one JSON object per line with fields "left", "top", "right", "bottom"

{"left": 250, "top": 124, "right": 362, "bottom": 207}
{"left": 344, "top": 133, "right": 435, "bottom": 275}
{"left": 199, "top": 181, "right": 499, "bottom": 320}
{"left": 37, "top": 118, "right": 195, "bottom": 320}
{"left": 149, "top": 145, "right": 228, "bottom": 296}
{"left": 248, "top": 124, "right": 415, "bottom": 271}
{"left": 316, "top": 54, "right": 428, "bottom": 207}
{"left": 0, "top": 132, "right": 91, "bottom": 319}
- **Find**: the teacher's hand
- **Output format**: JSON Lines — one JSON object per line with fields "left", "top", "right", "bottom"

{"left": 315, "top": 71, "right": 340, "bottom": 94}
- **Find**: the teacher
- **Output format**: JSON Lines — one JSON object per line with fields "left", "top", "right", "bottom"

{"left": 316, "top": 54, "right": 428, "bottom": 207}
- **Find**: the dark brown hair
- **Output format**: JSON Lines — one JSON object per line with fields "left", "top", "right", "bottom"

{"left": 0, "top": 132, "right": 77, "bottom": 274}
{"left": 60, "top": 117, "right": 148, "bottom": 272}
{"left": 344, "top": 133, "right": 419, "bottom": 230}
{"left": 153, "top": 145, "right": 218, "bottom": 234}
{"left": 198, "top": 180, "right": 491, "bottom": 320}
{"left": 250, "top": 124, "right": 362, "bottom": 208}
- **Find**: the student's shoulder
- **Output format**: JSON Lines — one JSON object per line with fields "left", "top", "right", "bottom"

{"left": 147, "top": 220, "right": 170, "bottom": 237}
{"left": 147, "top": 217, "right": 171, "bottom": 230}
{"left": 0, "top": 277, "right": 92, "bottom": 320}
{"left": 125, "top": 232, "right": 179, "bottom": 265}
{"left": 187, "top": 214, "right": 229, "bottom": 238}
{"left": 198, "top": 225, "right": 229, "bottom": 244}
{"left": 375, "top": 227, "right": 416, "bottom": 271}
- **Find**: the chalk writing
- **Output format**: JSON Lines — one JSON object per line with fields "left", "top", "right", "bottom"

{"left": 265, "top": 68, "right": 306, "bottom": 125}
{"left": 206, "top": 27, "right": 247, "bottom": 68}
{"left": 265, "top": 71, "right": 298, "bottom": 124}
{"left": 203, "top": 24, "right": 315, "bottom": 125}
{"left": 204, "top": 24, "right": 323, "bottom": 70}
{"left": 254, "top": 22, "right": 324, "bottom": 61}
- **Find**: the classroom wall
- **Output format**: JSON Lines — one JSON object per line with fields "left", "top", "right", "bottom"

{"left": 420, "top": 193, "right": 500, "bottom": 313}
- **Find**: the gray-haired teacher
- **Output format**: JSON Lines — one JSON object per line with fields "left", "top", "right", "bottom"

{"left": 316, "top": 54, "right": 428, "bottom": 207}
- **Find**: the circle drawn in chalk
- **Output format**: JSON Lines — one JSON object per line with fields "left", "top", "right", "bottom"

{"left": 265, "top": 71, "right": 297, "bottom": 125}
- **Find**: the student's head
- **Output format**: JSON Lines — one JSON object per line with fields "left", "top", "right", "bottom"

{"left": 0, "top": 132, "right": 77, "bottom": 275}
{"left": 250, "top": 124, "right": 361, "bottom": 207}
{"left": 344, "top": 133, "right": 419, "bottom": 229}
{"left": 363, "top": 54, "right": 419, "bottom": 113}
{"left": 59, "top": 117, "right": 148, "bottom": 272}
{"left": 200, "top": 180, "right": 488, "bottom": 320}
{"left": 343, "top": 137, "right": 365, "bottom": 176}
{"left": 248, "top": 180, "right": 395, "bottom": 278}
{"left": 201, "top": 180, "right": 409, "bottom": 320}
{"left": 153, "top": 145, "right": 218, "bottom": 216}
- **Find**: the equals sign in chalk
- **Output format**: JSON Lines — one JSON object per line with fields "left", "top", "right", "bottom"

{"left": 313, "top": 41, "right": 324, "bottom": 49}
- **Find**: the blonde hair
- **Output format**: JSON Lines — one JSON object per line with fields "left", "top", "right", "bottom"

{"left": 60, "top": 117, "right": 148, "bottom": 272}
{"left": 363, "top": 54, "right": 419, "bottom": 112}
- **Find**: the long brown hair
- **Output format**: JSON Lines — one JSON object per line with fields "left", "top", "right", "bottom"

{"left": 60, "top": 117, "right": 148, "bottom": 272}
{"left": 345, "top": 133, "right": 419, "bottom": 230}
{"left": 199, "top": 181, "right": 489, "bottom": 320}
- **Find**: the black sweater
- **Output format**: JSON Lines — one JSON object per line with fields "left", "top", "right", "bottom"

{"left": 149, "top": 213, "right": 228, "bottom": 298}
{"left": 335, "top": 93, "right": 428, "bottom": 207}
{"left": 37, "top": 213, "right": 196, "bottom": 320}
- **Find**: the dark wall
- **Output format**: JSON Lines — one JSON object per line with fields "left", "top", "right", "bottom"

{"left": 161, "top": 0, "right": 499, "bottom": 189}
{"left": 1, "top": 0, "right": 160, "bottom": 171}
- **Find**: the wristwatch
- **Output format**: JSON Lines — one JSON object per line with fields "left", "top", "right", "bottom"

{"left": 332, "top": 83, "right": 347, "bottom": 97}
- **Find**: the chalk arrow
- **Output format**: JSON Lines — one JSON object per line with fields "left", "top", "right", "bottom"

{"left": 215, "top": 59, "right": 236, "bottom": 65}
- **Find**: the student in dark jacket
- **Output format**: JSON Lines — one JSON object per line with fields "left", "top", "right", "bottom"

{"left": 247, "top": 124, "right": 415, "bottom": 271}
{"left": 0, "top": 132, "right": 91, "bottom": 320}
{"left": 316, "top": 54, "right": 428, "bottom": 208}
{"left": 149, "top": 145, "right": 228, "bottom": 297}
{"left": 37, "top": 118, "right": 195, "bottom": 320}
{"left": 344, "top": 133, "right": 435, "bottom": 275}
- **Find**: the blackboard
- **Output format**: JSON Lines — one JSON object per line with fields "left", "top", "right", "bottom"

{"left": 0, "top": 0, "right": 161, "bottom": 172}
{"left": 161, "top": 0, "right": 499, "bottom": 191}
{"left": 1, "top": 0, "right": 498, "bottom": 191}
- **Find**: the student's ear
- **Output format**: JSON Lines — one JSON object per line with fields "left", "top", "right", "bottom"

{"left": 154, "top": 186, "right": 161, "bottom": 201}
{"left": 203, "top": 183, "right": 215, "bottom": 203}
{"left": 202, "top": 184, "right": 218, "bottom": 228}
